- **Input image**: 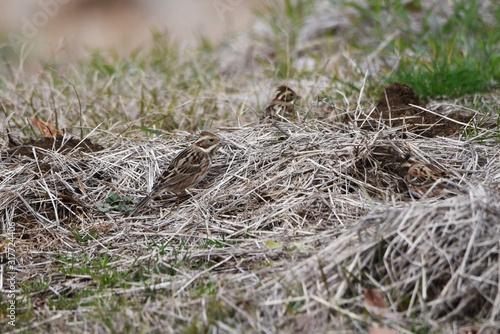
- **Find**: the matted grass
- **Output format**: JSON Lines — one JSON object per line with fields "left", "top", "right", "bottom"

{"left": 1, "top": 0, "right": 500, "bottom": 333}
{"left": 1, "top": 118, "right": 499, "bottom": 332}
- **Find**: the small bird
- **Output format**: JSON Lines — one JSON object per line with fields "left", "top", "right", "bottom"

{"left": 135, "top": 131, "right": 221, "bottom": 211}
{"left": 261, "top": 85, "right": 301, "bottom": 121}
{"left": 401, "top": 157, "right": 461, "bottom": 199}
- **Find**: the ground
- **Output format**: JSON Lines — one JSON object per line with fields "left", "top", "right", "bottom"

{"left": 1, "top": 1, "right": 500, "bottom": 333}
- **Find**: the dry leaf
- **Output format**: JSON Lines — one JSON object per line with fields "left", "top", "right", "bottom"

{"left": 364, "top": 289, "right": 388, "bottom": 309}
{"left": 57, "top": 194, "right": 84, "bottom": 206}
{"left": 31, "top": 117, "right": 63, "bottom": 137}
{"left": 265, "top": 240, "right": 283, "bottom": 249}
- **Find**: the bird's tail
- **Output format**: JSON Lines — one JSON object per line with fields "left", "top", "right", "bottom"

{"left": 133, "top": 195, "right": 151, "bottom": 214}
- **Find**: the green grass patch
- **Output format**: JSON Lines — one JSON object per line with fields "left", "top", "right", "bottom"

{"left": 95, "top": 192, "right": 135, "bottom": 214}
{"left": 256, "top": 0, "right": 316, "bottom": 79}
{"left": 396, "top": 55, "right": 491, "bottom": 99}
{"left": 349, "top": 0, "right": 500, "bottom": 99}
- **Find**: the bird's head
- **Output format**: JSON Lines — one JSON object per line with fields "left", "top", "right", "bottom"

{"left": 195, "top": 131, "right": 221, "bottom": 154}
{"left": 273, "top": 85, "right": 301, "bottom": 104}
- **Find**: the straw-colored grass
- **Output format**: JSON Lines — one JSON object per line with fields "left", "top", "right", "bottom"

{"left": 1, "top": 0, "right": 500, "bottom": 332}
{"left": 2, "top": 116, "right": 499, "bottom": 332}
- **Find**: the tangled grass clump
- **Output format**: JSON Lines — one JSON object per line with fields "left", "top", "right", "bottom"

{"left": 259, "top": 188, "right": 500, "bottom": 332}
{"left": 1, "top": 120, "right": 499, "bottom": 332}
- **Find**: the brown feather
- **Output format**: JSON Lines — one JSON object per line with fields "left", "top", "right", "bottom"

{"left": 261, "top": 85, "right": 300, "bottom": 121}
{"left": 401, "top": 158, "right": 459, "bottom": 199}
{"left": 135, "top": 131, "right": 220, "bottom": 211}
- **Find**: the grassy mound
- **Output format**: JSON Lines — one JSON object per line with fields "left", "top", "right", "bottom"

{"left": 1, "top": 0, "right": 500, "bottom": 332}
{"left": 2, "top": 119, "right": 499, "bottom": 332}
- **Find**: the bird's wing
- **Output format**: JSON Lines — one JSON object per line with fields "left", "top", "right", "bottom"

{"left": 408, "top": 163, "right": 446, "bottom": 186}
{"left": 152, "top": 148, "right": 208, "bottom": 191}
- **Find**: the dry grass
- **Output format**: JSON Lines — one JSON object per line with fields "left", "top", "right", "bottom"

{"left": 1, "top": 1, "right": 500, "bottom": 333}
{"left": 1, "top": 117, "right": 499, "bottom": 332}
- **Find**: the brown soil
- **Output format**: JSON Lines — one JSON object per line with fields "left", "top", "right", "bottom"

{"left": 5, "top": 135, "right": 104, "bottom": 159}
{"left": 370, "top": 82, "right": 474, "bottom": 137}
{"left": 2, "top": 136, "right": 105, "bottom": 224}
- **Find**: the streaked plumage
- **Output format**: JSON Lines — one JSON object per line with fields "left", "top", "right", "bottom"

{"left": 135, "top": 131, "right": 221, "bottom": 211}
{"left": 401, "top": 157, "right": 461, "bottom": 199}
{"left": 261, "top": 85, "right": 301, "bottom": 121}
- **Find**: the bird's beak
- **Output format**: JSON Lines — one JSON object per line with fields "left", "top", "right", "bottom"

{"left": 401, "top": 161, "right": 412, "bottom": 168}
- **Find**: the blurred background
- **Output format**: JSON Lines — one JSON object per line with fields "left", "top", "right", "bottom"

{"left": 0, "top": 0, "right": 279, "bottom": 61}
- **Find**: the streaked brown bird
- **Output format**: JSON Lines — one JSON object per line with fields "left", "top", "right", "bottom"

{"left": 261, "top": 85, "right": 301, "bottom": 121}
{"left": 401, "top": 157, "right": 462, "bottom": 199}
{"left": 135, "top": 131, "right": 221, "bottom": 211}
